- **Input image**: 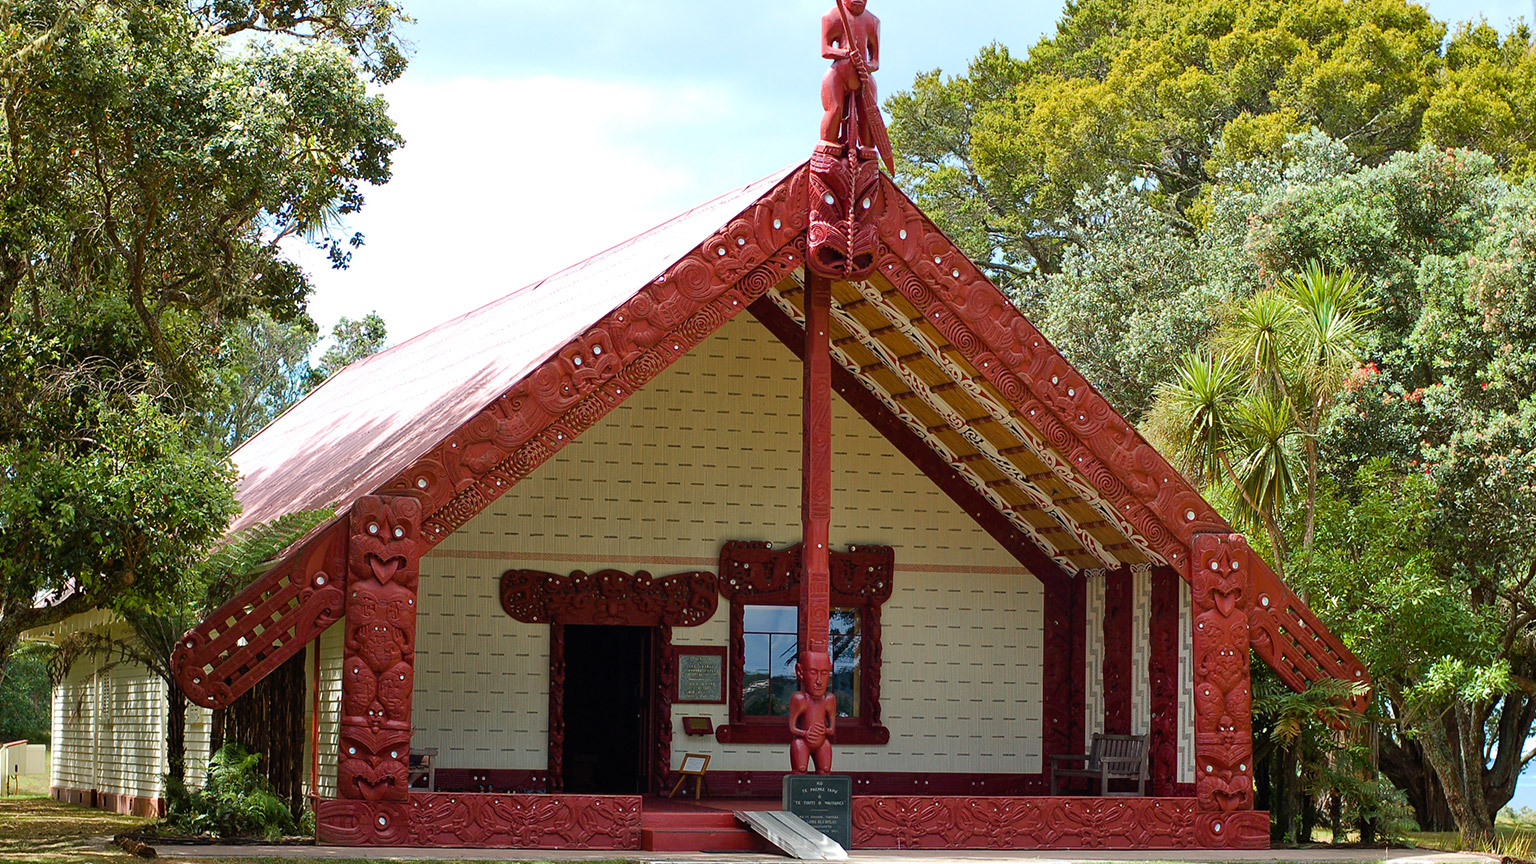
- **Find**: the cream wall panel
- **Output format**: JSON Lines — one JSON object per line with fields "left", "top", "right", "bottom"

{"left": 185, "top": 705, "right": 212, "bottom": 788}
{"left": 50, "top": 658, "right": 165, "bottom": 800}
{"left": 307, "top": 622, "right": 344, "bottom": 798}
{"left": 415, "top": 314, "right": 1044, "bottom": 775}
{"left": 413, "top": 556, "right": 549, "bottom": 771}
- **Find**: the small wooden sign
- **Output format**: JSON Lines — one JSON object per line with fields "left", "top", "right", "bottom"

{"left": 669, "top": 753, "right": 711, "bottom": 799}
{"left": 681, "top": 716, "right": 714, "bottom": 736}
{"left": 675, "top": 646, "right": 726, "bottom": 704}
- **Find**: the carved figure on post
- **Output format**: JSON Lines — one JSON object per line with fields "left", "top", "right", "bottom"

{"left": 789, "top": 650, "right": 837, "bottom": 774}
{"left": 809, "top": 0, "right": 892, "bottom": 280}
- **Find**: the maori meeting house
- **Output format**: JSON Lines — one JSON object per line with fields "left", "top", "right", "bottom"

{"left": 32, "top": 2, "right": 1370, "bottom": 853}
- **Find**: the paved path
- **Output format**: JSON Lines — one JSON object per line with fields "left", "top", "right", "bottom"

{"left": 151, "top": 842, "right": 1502, "bottom": 863}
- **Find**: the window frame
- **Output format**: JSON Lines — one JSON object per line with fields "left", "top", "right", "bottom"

{"left": 715, "top": 541, "right": 892, "bottom": 746}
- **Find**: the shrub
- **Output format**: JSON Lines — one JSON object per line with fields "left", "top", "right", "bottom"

{"left": 164, "top": 744, "right": 297, "bottom": 840}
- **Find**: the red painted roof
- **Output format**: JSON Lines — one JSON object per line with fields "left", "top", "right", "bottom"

{"left": 230, "top": 166, "right": 799, "bottom": 532}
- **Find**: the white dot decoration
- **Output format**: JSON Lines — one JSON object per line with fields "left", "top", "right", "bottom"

{"left": 1260, "top": 595, "right": 1270, "bottom": 607}
{"left": 773, "top": 218, "right": 782, "bottom": 229}
{"left": 899, "top": 229, "right": 907, "bottom": 239}
{"left": 862, "top": 197, "right": 872, "bottom": 210}
{"left": 1068, "top": 388, "right": 1076, "bottom": 397}
{"left": 737, "top": 237, "right": 746, "bottom": 246}
{"left": 377, "top": 816, "right": 387, "bottom": 827}
{"left": 934, "top": 256, "right": 942, "bottom": 264}
{"left": 824, "top": 193, "right": 836, "bottom": 205}
{"left": 367, "top": 522, "right": 378, "bottom": 535}
{"left": 1186, "top": 510, "right": 1196, "bottom": 521}
{"left": 717, "top": 247, "right": 726, "bottom": 256}
{"left": 416, "top": 478, "right": 427, "bottom": 489}
{"left": 393, "top": 527, "right": 403, "bottom": 539}
{"left": 573, "top": 355, "right": 582, "bottom": 366}
{"left": 316, "top": 575, "right": 326, "bottom": 586}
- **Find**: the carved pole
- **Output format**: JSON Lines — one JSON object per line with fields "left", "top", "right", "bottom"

{"left": 337, "top": 496, "right": 422, "bottom": 803}
{"left": 801, "top": 272, "right": 834, "bottom": 657}
{"left": 1191, "top": 533, "right": 1256, "bottom": 814}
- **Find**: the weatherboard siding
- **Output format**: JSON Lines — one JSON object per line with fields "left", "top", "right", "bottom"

{"left": 50, "top": 658, "right": 165, "bottom": 802}
{"left": 413, "top": 313, "right": 1045, "bottom": 775}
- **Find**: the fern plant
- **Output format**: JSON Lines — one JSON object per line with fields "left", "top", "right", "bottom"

{"left": 165, "top": 743, "right": 296, "bottom": 840}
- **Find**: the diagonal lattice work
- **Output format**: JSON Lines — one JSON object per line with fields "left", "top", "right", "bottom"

{"left": 1247, "top": 558, "right": 1370, "bottom": 711}
{"left": 172, "top": 520, "right": 348, "bottom": 709}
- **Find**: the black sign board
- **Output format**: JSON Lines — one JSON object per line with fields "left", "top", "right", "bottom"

{"left": 782, "top": 774, "right": 852, "bottom": 849}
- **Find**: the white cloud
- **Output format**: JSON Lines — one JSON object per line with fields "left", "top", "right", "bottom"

{"left": 294, "top": 75, "right": 755, "bottom": 346}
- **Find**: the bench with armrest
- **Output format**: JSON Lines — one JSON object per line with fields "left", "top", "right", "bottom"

{"left": 1049, "top": 733, "right": 1148, "bottom": 796}
{"left": 408, "top": 747, "right": 437, "bottom": 792}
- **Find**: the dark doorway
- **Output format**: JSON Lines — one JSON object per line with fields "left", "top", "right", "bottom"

{"left": 562, "top": 624, "right": 653, "bottom": 794}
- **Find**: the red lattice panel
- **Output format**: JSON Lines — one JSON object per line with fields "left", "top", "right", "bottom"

{"left": 1248, "top": 557, "right": 1370, "bottom": 714}
{"left": 172, "top": 520, "right": 347, "bottom": 709}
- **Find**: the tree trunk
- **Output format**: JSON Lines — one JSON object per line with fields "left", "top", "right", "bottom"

{"left": 1381, "top": 712, "right": 1458, "bottom": 830}
{"left": 215, "top": 651, "right": 306, "bottom": 814}
{"left": 1416, "top": 702, "right": 1497, "bottom": 849}
{"left": 166, "top": 685, "right": 187, "bottom": 783}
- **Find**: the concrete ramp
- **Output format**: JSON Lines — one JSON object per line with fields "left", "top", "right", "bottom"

{"left": 735, "top": 810, "right": 847, "bottom": 860}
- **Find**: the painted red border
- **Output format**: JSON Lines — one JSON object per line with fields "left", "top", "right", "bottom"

{"left": 673, "top": 646, "right": 727, "bottom": 705}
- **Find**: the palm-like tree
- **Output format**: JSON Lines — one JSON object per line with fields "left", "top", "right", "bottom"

{"left": 1146, "top": 262, "right": 1369, "bottom": 574}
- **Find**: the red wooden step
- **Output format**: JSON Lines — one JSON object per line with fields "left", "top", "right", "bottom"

{"left": 641, "top": 827, "right": 766, "bottom": 852}
{"left": 642, "top": 809, "right": 740, "bottom": 829}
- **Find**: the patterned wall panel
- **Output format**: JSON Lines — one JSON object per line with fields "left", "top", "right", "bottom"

{"left": 412, "top": 314, "right": 1045, "bottom": 775}
{"left": 302, "top": 623, "right": 345, "bottom": 798}
{"left": 1083, "top": 573, "right": 1105, "bottom": 750}
{"left": 1132, "top": 566, "right": 1151, "bottom": 736}
{"left": 1178, "top": 579, "right": 1196, "bottom": 784}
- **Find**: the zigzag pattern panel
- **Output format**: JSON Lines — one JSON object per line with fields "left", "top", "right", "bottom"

{"left": 173, "top": 520, "right": 348, "bottom": 709}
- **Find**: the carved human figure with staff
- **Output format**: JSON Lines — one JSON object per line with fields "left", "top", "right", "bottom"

{"left": 818, "top": 0, "right": 893, "bottom": 171}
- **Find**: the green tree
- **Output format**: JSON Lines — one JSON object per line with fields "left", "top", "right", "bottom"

{"left": 0, "top": 0, "right": 405, "bottom": 672}
{"left": 309, "top": 311, "right": 386, "bottom": 386}
{"left": 887, "top": 0, "right": 1536, "bottom": 286}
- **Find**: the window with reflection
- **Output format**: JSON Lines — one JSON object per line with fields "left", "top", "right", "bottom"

{"left": 742, "top": 605, "right": 862, "bottom": 719}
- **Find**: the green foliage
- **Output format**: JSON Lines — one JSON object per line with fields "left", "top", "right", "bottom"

{"left": 164, "top": 743, "right": 297, "bottom": 840}
{"left": 0, "top": 643, "right": 51, "bottom": 744}
{"left": 886, "top": 0, "right": 1535, "bottom": 283}
{"left": 0, "top": 0, "right": 405, "bottom": 665}
{"left": 309, "top": 312, "right": 388, "bottom": 387}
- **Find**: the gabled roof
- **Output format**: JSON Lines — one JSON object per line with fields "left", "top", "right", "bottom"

{"left": 230, "top": 166, "right": 798, "bottom": 533}
{"left": 174, "top": 164, "right": 1367, "bottom": 711}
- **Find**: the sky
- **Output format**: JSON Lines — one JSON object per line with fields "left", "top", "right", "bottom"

{"left": 288, "top": 0, "right": 1536, "bottom": 814}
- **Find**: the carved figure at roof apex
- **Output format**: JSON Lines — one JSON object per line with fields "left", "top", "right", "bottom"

{"left": 808, "top": 0, "right": 892, "bottom": 280}
{"left": 819, "top": 0, "right": 880, "bottom": 150}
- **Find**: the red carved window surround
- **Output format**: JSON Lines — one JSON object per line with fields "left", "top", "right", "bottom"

{"left": 715, "top": 541, "right": 892, "bottom": 745}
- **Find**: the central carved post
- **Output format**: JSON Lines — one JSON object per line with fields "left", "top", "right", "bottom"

{"left": 790, "top": 271, "right": 835, "bottom": 774}
{"left": 338, "top": 496, "right": 422, "bottom": 802}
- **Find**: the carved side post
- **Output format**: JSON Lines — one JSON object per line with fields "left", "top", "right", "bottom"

{"left": 338, "top": 497, "right": 422, "bottom": 802}
{"left": 1191, "top": 533, "right": 1255, "bottom": 813}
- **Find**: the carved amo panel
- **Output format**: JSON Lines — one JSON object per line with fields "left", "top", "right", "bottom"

{"left": 852, "top": 797, "right": 1268, "bottom": 849}
{"left": 499, "top": 569, "right": 718, "bottom": 627}
{"left": 174, "top": 170, "right": 806, "bottom": 710}
{"left": 337, "top": 497, "right": 424, "bottom": 803}
{"left": 173, "top": 519, "right": 347, "bottom": 709}
{"left": 1190, "top": 534, "right": 1254, "bottom": 813}
{"left": 872, "top": 182, "right": 1226, "bottom": 574}
{"left": 316, "top": 794, "right": 642, "bottom": 849}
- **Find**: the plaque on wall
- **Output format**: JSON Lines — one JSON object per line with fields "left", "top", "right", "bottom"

{"left": 675, "top": 646, "right": 726, "bottom": 704}
{"left": 783, "top": 774, "right": 852, "bottom": 849}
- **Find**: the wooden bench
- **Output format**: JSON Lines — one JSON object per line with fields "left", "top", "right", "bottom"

{"left": 1049, "top": 733, "right": 1148, "bottom": 796}
{"left": 408, "top": 747, "right": 437, "bottom": 792}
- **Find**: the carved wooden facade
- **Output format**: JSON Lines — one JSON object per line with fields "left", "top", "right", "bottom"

{"left": 168, "top": 160, "right": 1370, "bottom": 850}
